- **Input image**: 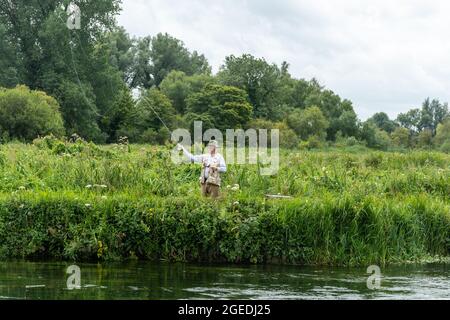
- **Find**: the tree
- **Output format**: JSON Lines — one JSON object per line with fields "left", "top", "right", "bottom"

{"left": 0, "top": 0, "right": 124, "bottom": 142}
{"left": 419, "top": 98, "right": 449, "bottom": 135}
{"left": 103, "top": 88, "right": 135, "bottom": 142}
{"left": 119, "top": 88, "right": 175, "bottom": 144}
{"left": 337, "top": 109, "right": 359, "bottom": 137}
{"left": 304, "top": 89, "right": 358, "bottom": 140}
{"left": 273, "top": 122, "right": 299, "bottom": 149}
{"left": 160, "top": 70, "right": 215, "bottom": 114}
{"left": 130, "top": 33, "right": 211, "bottom": 88}
{"left": 186, "top": 84, "right": 253, "bottom": 131}
{"left": 57, "top": 80, "right": 104, "bottom": 142}
{"left": 361, "top": 122, "right": 391, "bottom": 150}
{"left": 391, "top": 127, "right": 410, "bottom": 148}
{"left": 368, "top": 112, "right": 397, "bottom": 133}
{"left": 279, "top": 78, "right": 322, "bottom": 111}
{"left": 247, "top": 118, "right": 298, "bottom": 149}
{"left": 217, "top": 54, "right": 283, "bottom": 119}
{"left": 0, "top": 85, "right": 65, "bottom": 141}
{"left": 287, "top": 106, "right": 329, "bottom": 140}
{"left": 434, "top": 118, "right": 450, "bottom": 151}
{"left": 397, "top": 108, "right": 421, "bottom": 132}
{"left": 417, "top": 129, "right": 433, "bottom": 148}
{"left": 104, "top": 26, "right": 136, "bottom": 85}
{"left": 0, "top": 23, "right": 21, "bottom": 87}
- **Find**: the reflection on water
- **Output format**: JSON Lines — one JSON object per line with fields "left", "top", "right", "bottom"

{"left": 0, "top": 261, "right": 448, "bottom": 300}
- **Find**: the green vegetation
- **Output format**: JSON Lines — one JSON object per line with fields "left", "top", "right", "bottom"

{"left": 0, "top": 86, "right": 65, "bottom": 142}
{"left": 0, "top": 1, "right": 448, "bottom": 267}
{"left": 0, "top": 139, "right": 448, "bottom": 265}
{"left": 1, "top": 2, "right": 449, "bottom": 149}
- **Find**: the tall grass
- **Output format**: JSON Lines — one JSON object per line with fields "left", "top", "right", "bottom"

{"left": 0, "top": 138, "right": 448, "bottom": 265}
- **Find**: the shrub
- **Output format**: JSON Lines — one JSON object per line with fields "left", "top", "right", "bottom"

{"left": 0, "top": 85, "right": 65, "bottom": 141}
{"left": 0, "top": 192, "right": 447, "bottom": 265}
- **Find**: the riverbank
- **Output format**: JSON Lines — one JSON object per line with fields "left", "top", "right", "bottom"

{"left": 0, "top": 191, "right": 448, "bottom": 265}
{"left": 0, "top": 142, "right": 449, "bottom": 265}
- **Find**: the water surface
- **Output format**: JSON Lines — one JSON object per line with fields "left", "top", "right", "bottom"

{"left": 0, "top": 261, "right": 448, "bottom": 300}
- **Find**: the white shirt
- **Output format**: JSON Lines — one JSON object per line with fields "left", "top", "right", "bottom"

{"left": 182, "top": 147, "right": 227, "bottom": 178}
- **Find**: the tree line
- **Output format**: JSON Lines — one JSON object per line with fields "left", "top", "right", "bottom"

{"left": 0, "top": 0, "right": 449, "bottom": 151}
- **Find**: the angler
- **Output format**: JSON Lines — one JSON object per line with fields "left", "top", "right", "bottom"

{"left": 179, "top": 140, "right": 227, "bottom": 198}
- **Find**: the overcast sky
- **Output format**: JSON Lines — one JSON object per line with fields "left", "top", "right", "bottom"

{"left": 118, "top": 0, "right": 450, "bottom": 120}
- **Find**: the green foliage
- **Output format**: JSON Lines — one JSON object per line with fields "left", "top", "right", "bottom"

{"left": 391, "top": 127, "right": 411, "bottom": 148}
{"left": 434, "top": 119, "right": 450, "bottom": 152}
{"left": 130, "top": 33, "right": 211, "bottom": 88}
{"left": 186, "top": 84, "right": 253, "bottom": 131}
{"left": 273, "top": 122, "right": 299, "bottom": 149}
{"left": 57, "top": 81, "right": 105, "bottom": 142}
{"left": 245, "top": 118, "right": 298, "bottom": 149}
{"left": 417, "top": 129, "right": 433, "bottom": 149}
{"left": 0, "top": 142, "right": 448, "bottom": 265}
{"left": 419, "top": 98, "right": 449, "bottom": 135}
{"left": 218, "top": 54, "right": 282, "bottom": 118}
{"left": 160, "top": 70, "right": 215, "bottom": 114}
{"left": 368, "top": 112, "right": 397, "bottom": 133}
{"left": 0, "top": 191, "right": 447, "bottom": 265}
{"left": 361, "top": 122, "right": 392, "bottom": 150}
{"left": 287, "top": 106, "right": 329, "bottom": 140}
{"left": 119, "top": 88, "right": 175, "bottom": 144}
{"left": 102, "top": 88, "right": 135, "bottom": 142}
{"left": 0, "top": 86, "right": 65, "bottom": 141}
{"left": 0, "top": 0, "right": 122, "bottom": 142}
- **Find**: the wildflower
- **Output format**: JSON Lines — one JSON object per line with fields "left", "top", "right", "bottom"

{"left": 85, "top": 184, "right": 92, "bottom": 189}
{"left": 85, "top": 203, "right": 92, "bottom": 208}
{"left": 233, "top": 201, "right": 239, "bottom": 206}
{"left": 230, "top": 184, "right": 240, "bottom": 191}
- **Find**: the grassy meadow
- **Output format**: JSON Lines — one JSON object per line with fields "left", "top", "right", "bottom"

{"left": 0, "top": 136, "right": 448, "bottom": 266}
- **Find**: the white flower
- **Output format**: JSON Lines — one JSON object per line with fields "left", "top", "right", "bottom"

{"left": 85, "top": 184, "right": 92, "bottom": 189}
{"left": 85, "top": 204, "right": 92, "bottom": 208}
{"left": 230, "top": 184, "right": 240, "bottom": 191}
{"left": 233, "top": 201, "right": 239, "bottom": 206}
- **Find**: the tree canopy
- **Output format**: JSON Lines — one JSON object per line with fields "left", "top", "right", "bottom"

{"left": 0, "top": 1, "right": 448, "bottom": 151}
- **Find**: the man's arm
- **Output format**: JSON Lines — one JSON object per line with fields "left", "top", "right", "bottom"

{"left": 217, "top": 155, "right": 227, "bottom": 173}
{"left": 179, "top": 145, "right": 204, "bottom": 163}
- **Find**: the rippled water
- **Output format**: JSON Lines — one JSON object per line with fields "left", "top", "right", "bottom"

{"left": 0, "top": 261, "right": 448, "bottom": 300}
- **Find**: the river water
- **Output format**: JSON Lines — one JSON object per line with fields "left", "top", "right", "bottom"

{"left": 0, "top": 261, "right": 448, "bottom": 300}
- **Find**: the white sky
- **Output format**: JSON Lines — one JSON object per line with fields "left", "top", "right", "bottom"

{"left": 118, "top": 0, "right": 450, "bottom": 120}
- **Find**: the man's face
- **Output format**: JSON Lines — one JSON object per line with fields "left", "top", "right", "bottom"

{"left": 208, "top": 145, "right": 216, "bottom": 154}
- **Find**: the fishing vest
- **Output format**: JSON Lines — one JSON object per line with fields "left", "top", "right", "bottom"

{"left": 200, "top": 159, "right": 221, "bottom": 186}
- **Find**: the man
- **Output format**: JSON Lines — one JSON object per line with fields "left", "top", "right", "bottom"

{"left": 179, "top": 140, "right": 227, "bottom": 198}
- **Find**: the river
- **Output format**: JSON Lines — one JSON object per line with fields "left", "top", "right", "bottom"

{"left": 0, "top": 261, "right": 448, "bottom": 300}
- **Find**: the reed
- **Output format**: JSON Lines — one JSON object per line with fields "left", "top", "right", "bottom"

{"left": 0, "top": 139, "right": 448, "bottom": 265}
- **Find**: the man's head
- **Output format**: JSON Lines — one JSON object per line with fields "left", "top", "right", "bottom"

{"left": 207, "top": 140, "right": 219, "bottom": 154}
